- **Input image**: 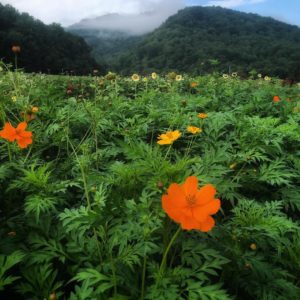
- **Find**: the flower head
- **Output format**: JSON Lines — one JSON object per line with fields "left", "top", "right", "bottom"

{"left": 157, "top": 130, "right": 181, "bottom": 145}
{"left": 264, "top": 76, "right": 271, "bottom": 81}
{"left": 31, "top": 106, "right": 39, "bottom": 113}
{"left": 175, "top": 75, "right": 183, "bottom": 81}
{"left": 222, "top": 74, "right": 229, "bottom": 79}
{"left": 231, "top": 72, "right": 238, "bottom": 78}
{"left": 12, "top": 46, "right": 21, "bottom": 54}
{"left": 190, "top": 82, "right": 198, "bottom": 88}
{"left": 198, "top": 113, "right": 208, "bottom": 119}
{"left": 11, "top": 96, "right": 17, "bottom": 102}
{"left": 151, "top": 72, "right": 158, "bottom": 80}
{"left": 0, "top": 122, "right": 32, "bottom": 149}
{"left": 187, "top": 126, "right": 202, "bottom": 134}
{"left": 162, "top": 176, "right": 221, "bottom": 231}
{"left": 131, "top": 74, "right": 140, "bottom": 82}
{"left": 273, "top": 95, "right": 280, "bottom": 103}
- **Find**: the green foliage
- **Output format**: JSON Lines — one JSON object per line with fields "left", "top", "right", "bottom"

{"left": 0, "top": 67, "right": 300, "bottom": 299}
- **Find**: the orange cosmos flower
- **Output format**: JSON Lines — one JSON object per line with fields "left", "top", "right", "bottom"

{"left": 198, "top": 113, "right": 208, "bottom": 119}
{"left": 157, "top": 130, "right": 181, "bottom": 145}
{"left": 12, "top": 46, "right": 21, "bottom": 54}
{"left": 0, "top": 122, "right": 32, "bottom": 149}
{"left": 273, "top": 95, "right": 280, "bottom": 102}
{"left": 190, "top": 82, "right": 198, "bottom": 88}
{"left": 187, "top": 126, "right": 202, "bottom": 134}
{"left": 162, "top": 176, "right": 221, "bottom": 232}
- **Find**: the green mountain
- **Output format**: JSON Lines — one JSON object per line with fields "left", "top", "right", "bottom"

{"left": 76, "top": 6, "right": 300, "bottom": 79}
{"left": 0, "top": 4, "right": 99, "bottom": 74}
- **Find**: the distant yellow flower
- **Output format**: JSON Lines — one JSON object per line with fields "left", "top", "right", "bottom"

{"left": 11, "top": 96, "right": 17, "bottom": 102}
{"left": 131, "top": 74, "right": 140, "bottom": 82}
{"left": 143, "top": 77, "right": 148, "bottom": 82}
{"left": 151, "top": 72, "right": 158, "bottom": 80}
{"left": 229, "top": 163, "right": 237, "bottom": 169}
{"left": 157, "top": 130, "right": 181, "bottom": 145}
{"left": 258, "top": 74, "right": 262, "bottom": 78}
{"left": 175, "top": 75, "right": 183, "bottom": 81}
{"left": 223, "top": 74, "right": 229, "bottom": 79}
{"left": 264, "top": 76, "right": 271, "bottom": 81}
{"left": 231, "top": 72, "right": 238, "bottom": 77}
{"left": 187, "top": 126, "right": 202, "bottom": 134}
{"left": 198, "top": 113, "right": 208, "bottom": 119}
{"left": 31, "top": 106, "right": 39, "bottom": 113}
{"left": 250, "top": 243, "right": 257, "bottom": 250}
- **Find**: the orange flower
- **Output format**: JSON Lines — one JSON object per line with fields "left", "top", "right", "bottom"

{"left": 157, "top": 130, "right": 181, "bottom": 145}
{"left": 31, "top": 106, "right": 39, "bottom": 113}
{"left": 190, "top": 82, "right": 198, "bottom": 88}
{"left": 187, "top": 126, "right": 202, "bottom": 134}
{"left": 12, "top": 46, "right": 21, "bottom": 53}
{"left": 198, "top": 113, "right": 208, "bottom": 119}
{"left": 0, "top": 122, "right": 32, "bottom": 149}
{"left": 162, "top": 176, "right": 221, "bottom": 232}
{"left": 273, "top": 95, "right": 280, "bottom": 102}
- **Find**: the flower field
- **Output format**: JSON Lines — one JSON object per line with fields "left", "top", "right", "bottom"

{"left": 0, "top": 67, "right": 300, "bottom": 299}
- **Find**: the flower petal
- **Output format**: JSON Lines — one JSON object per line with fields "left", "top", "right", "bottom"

{"left": 167, "top": 183, "right": 186, "bottom": 208}
{"left": 0, "top": 122, "right": 17, "bottom": 141}
{"left": 192, "top": 199, "right": 220, "bottom": 222}
{"left": 199, "top": 216, "right": 215, "bottom": 232}
{"left": 162, "top": 195, "right": 183, "bottom": 223}
{"left": 182, "top": 176, "right": 198, "bottom": 196}
{"left": 17, "top": 137, "right": 32, "bottom": 149}
{"left": 180, "top": 215, "right": 201, "bottom": 231}
{"left": 196, "top": 184, "right": 216, "bottom": 205}
{"left": 16, "top": 122, "right": 27, "bottom": 131}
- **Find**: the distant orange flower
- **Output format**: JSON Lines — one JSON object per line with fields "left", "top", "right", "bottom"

{"left": 0, "top": 122, "right": 32, "bottom": 149}
{"left": 190, "top": 82, "right": 198, "bottom": 88}
{"left": 157, "top": 130, "right": 181, "bottom": 145}
{"left": 198, "top": 113, "right": 208, "bottom": 119}
{"left": 31, "top": 106, "right": 39, "bottom": 113}
{"left": 273, "top": 95, "right": 280, "bottom": 102}
{"left": 12, "top": 46, "right": 21, "bottom": 53}
{"left": 162, "top": 176, "right": 221, "bottom": 232}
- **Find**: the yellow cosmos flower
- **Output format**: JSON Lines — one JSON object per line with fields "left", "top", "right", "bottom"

{"left": 131, "top": 74, "right": 140, "bottom": 82}
{"left": 222, "top": 74, "right": 229, "bottom": 79}
{"left": 31, "top": 106, "right": 39, "bottom": 113}
{"left": 187, "top": 126, "right": 202, "bottom": 134}
{"left": 264, "top": 76, "right": 271, "bottom": 81}
{"left": 231, "top": 72, "right": 238, "bottom": 77}
{"left": 198, "top": 113, "right": 208, "bottom": 119}
{"left": 143, "top": 77, "right": 148, "bottom": 82}
{"left": 258, "top": 74, "right": 262, "bottom": 78}
{"left": 157, "top": 130, "right": 181, "bottom": 145}
{"left": 151, "top": 72, "right": 158, "bottom": 80}
{"left": 11, "top": 96, "right": 17, "bottom": 102}
{"left": 175, "top": 75, "right": 183, "bottom": 81}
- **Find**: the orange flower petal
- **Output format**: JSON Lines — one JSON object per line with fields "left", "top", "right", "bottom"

{"left": 196, "top": 184, "right": 216, "bottom": 205}
{"left": 16, "top": 122, "right": 27, "bottom": 131}
{"left": 162, "top": 195, "right": 184, "bottom": 223}
{"left": 180, "top": 215, "right": 202, "bottom": 230}
{"left": 0, "top": 122, "right": 17, "bottom": 141}
{"left": 167, "top": 183, "right": 186, "bottom": 208}
{"left": 199, "top": 216, "right": 215, "bottom": 232}
{"left": 182, "top": 176, "right": 198, "bottom": 196}
{"left": 17, "top": 137, "right": 32, "bottom": 149}
{"left": 192, "top": 199, "right": 221, "bottom": 222}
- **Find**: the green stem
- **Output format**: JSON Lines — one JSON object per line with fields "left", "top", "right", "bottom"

{"left": 164, "top": 144, "right": 172, "bottom": 160}
{"left": 140, "top": 255, "right": 147, "bottom": 300}
{"left": 158, "top": 226, "right": 181, "bottom": 276}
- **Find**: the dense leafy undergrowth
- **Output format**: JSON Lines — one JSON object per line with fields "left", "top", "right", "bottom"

{"left": 0, "top": 67, "right": 300, "bottom": 300}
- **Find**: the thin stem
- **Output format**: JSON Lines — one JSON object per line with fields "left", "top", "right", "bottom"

{"left": 164, "top": 144, "right": 172, "bottom": 160}
{"left": 158, "top": 226, "right": 181, "bottom": 276}
{"left": 140, "top": 255, "right": 147, "bottom": 300}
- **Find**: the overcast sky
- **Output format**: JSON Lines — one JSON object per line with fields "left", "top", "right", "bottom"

{"left": 1, "top": 0, "right": 299, "bottom": 27}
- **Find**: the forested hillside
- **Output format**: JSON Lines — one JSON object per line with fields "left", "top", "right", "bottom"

{"left": 0, "top": 4, "right": 99, "bottom": 74}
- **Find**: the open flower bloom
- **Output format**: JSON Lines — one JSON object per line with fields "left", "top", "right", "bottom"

{"left": 198, "top": 113, "right": 208, "bottom": 119}
{"left": 273, "top": 95, "right": 280, "bottom": 102}
{"left": 151, "top": 72, "right": 158, "bottom": 80}
{"left": 157, "top": 130, "right": 181, "bottom": 145}
{"left": 187, "top": 126, "right": 202, "bottom": 134}
{"left": 162, "top": 176, "right": 220, "bottom": 232}
{"left": 131, "top": 74, "right": 140, "bottom": 82}
{"left": 0, "top": 122, "right": 32, "bottom": 149}
{"left": 175, "top": 75, "right": 183, "bottom": 81}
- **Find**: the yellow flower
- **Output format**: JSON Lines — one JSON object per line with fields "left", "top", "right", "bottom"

{"left": 222, "top": 74, "right": 229, "bottom": 79}
{"left": 143, "top": 77, "right": 148, "bottom": 82}
{"left": 187, "top": 126, "right": 202, "bottom": 134}
{"left": 250, "top": 243, "right": 257, "bottom": 250}
{"left": 258, "top": 74, "right": 262, "bottom": 78}
{"left": 31, "top": 106, "right": 39, "bottom": 113}
{"left": 175, "top": 75, "right": 183, "bottom": 81}
{"left": 11, "top": 96, "right": 17, "bottom": 102}
{"left": 264, "top": 76, "right": 271, "bottom": 81}
{"left": 151, "top": 72, "right": 158, "bottom": 80}
{"left": 157, "top": 130, "right": 181, "bottom": 145}
{"left": 131, "top": 74, "right": 140, "bottom": 82}
{"left": 197, "top": 113, "right": 208, "bottom": 119}
{"left": 231, "top": 72, "right": 238, "bottom": 77}
{"left": 229, "top": 163, "right": 237, "bottom": 169}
